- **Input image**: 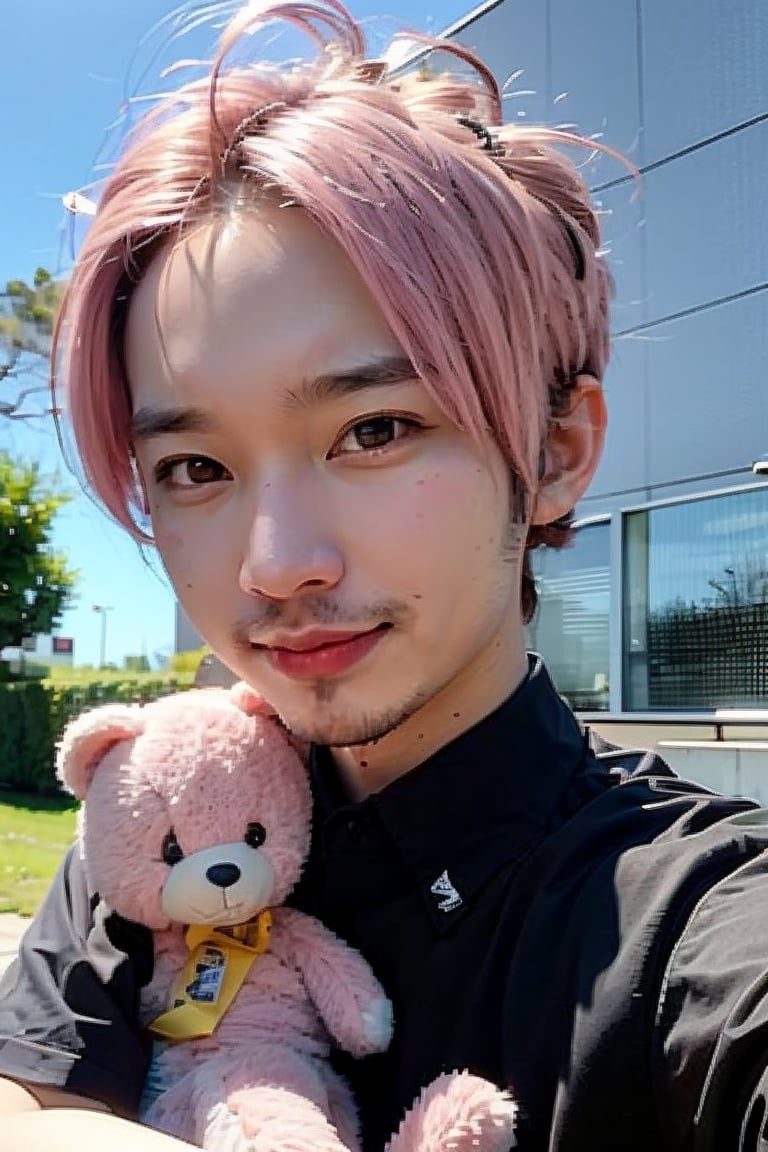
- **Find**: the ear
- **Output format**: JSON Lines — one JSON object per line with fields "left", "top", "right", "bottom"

{"left": 230, "top": 681, "right": 279, "bottom": 718}
{"left": 56, "top": 704, "right": 145, "bottom": 801}
{"left": 530, "top": 374, "right": 606, "bottom": 527}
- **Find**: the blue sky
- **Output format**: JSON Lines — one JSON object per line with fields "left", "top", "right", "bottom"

{"left": 0, "top": 0, "right": 472, "bottom": 667}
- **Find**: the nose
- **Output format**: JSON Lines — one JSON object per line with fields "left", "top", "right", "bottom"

{"left": 206, "top": 862, "right": 241, "bottom": 889}
{"left": 238, "top": 481, "right": 344, "bottom": 601}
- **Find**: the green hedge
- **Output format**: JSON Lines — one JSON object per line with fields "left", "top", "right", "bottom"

{"left": 0, "top": 678, "right": 188, "bottom": 794}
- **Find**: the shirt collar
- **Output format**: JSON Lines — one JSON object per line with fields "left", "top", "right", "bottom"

{"left": 308, "top": 655, "right": 595, "bottom": 931}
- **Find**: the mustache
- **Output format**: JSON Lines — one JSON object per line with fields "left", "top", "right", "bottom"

{"left": 231, "top": 596, "right": 414, "bottom": 647}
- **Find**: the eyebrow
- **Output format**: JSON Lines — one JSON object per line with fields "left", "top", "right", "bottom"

{"left": 282, "top": 355, "right": 418, "bottom": 410}
{"left": 130, "top": 355, "right": 419, "bottom": 441}
{"left": 131, "top": 406, "right": 218, "bottom": 442}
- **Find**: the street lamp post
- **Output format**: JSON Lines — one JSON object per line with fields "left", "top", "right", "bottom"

{"left": 93, "top": 604, "right": 114, "bottom": 669}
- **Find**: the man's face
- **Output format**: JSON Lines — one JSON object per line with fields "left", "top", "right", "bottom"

{"left": 126, "top": 206, "right": 526, "bottom": 747}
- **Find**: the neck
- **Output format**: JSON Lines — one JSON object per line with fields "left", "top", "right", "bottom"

{"left": 332, "top": 630, "right": 529, "bottom": 800}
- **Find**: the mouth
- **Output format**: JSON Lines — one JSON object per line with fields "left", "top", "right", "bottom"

{"left": 251, "top": 624, "right": 392, "bottom": 681}
{"left": 187, "top": 898, "right": 245, "bottom": 926}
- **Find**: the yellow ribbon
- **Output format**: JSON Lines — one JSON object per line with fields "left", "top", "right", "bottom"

{"left": 147, "top": 911, "right": 273, "bottom": 1041}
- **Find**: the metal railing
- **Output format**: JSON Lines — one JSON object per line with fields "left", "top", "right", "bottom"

{"left": 578, "top": 709, "right": 768, "bottom": 742}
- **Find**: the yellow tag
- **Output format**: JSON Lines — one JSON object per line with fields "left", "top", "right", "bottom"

{"left": 148, "top": 911, "right": 273, "bottom": 1041}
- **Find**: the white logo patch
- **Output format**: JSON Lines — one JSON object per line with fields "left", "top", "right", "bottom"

{"left": 430, "top": 870, "right": 463, "bottom": 913}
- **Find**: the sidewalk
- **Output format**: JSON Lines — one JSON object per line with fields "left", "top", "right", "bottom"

{"left": 0, "top": 913, "right": 28, "bottom": 979}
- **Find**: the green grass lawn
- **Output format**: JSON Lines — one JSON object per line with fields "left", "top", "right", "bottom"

{"left": 0, "top": 791, "right": 79, "bottom": 916}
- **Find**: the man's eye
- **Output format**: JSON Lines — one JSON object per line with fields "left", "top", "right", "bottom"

{"left": 332, "top": 416, "right": 421, "bottom": 457}
{"left": 154, "top": 456, "right": 232, "bottom": 489}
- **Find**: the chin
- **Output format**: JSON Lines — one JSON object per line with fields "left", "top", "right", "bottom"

{"left": 277, "top": 716, "right": 380, "bottom": 749}
{"left": 280, "top": 689, "right": 431, "bottom": 749}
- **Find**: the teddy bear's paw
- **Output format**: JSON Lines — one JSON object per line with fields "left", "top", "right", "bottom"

{"left": 360, "top": 996, "right": 394, "bottom": 1052}
{"left": 203, "top": 1100, "right": 256, "bottom": 1152}
{"left": 384, "top": 1072, "right": 517, "bottom": 1152}
{"left": 226, "top": 1088, "right": 353, "bottom": 1152}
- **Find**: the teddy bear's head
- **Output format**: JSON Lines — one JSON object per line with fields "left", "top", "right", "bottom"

{"left": 56, "top": 685, "right": 311, "bottom": 932}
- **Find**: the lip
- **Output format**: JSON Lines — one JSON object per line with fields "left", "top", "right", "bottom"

{"left": 255, "top": 625, "right": 390, "bottom": 681}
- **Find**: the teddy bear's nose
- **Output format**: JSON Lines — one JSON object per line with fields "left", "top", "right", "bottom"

{"left": 206, "top": 862, "right": 242, "bottom": 889}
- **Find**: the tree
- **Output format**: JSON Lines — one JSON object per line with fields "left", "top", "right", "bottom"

{"left": 169, "top": 646, "right": 211, "bottom": 675}
{"left": 0, "top": 268, "right": 65, "bottom": 419}
{"left": 0, "top": 453, "right": 77, "bottom": 652}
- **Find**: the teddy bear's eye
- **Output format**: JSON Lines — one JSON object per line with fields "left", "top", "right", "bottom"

{"left": 161, "top": 830, "right": 184, "bottom": 866}
{"left": 245, "top": 822, "right": 267, "bottom": 849}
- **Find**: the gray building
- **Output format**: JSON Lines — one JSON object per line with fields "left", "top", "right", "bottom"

{"left": 440, "top": 0, "right": 767, "bottom": 717}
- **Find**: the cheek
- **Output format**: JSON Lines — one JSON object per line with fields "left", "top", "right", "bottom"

{"left": 153, "top": 524, "right": 183, "bottom": 553}
{"left": 154, "top": 532, "right": 197, "bottom": 600}
{"left": 84, "top": 824, "right": 168, "bottom": 927}
{"left": 153, "top": 513, "right": 233, "bottom": 601}
{"left": 150, "top": 504, "right": 186, "bottom": 568}
{"left": 374, "top": 463, "right": 509, "bottom": 579}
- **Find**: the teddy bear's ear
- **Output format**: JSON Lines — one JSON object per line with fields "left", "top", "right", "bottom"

{"left": 56, "top": 704, "right": 145, "bottom": 800}
{"left": 229, "top": 682, "right": 279, "bottom": 718}
{"left": 230, "top": 682, "right": 309, "bottom": 764}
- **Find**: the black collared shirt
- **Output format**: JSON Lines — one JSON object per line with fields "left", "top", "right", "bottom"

{"left": 290, "top": 657, "right": 615, "bottom": 1145}
{"left": 5, "top": 659, "right": 768, "bottom": 1149}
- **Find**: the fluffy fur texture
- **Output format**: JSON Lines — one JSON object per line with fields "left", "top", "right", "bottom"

{"left": 57, "top": 686, "right": 517, "bottom": 1150}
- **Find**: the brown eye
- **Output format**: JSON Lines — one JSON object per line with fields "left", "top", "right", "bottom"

{"left": 245, "top": 822, "right": 266, "bottom": 849}
{"left": 350, "top": 417, "right": 399, "bottom": 450}
{"left": 162, "top": 830, "right": 184, "bottom": 866}
{"left": 184, "top": 458, "right": 226, "bottom": 484}
{"left": 153, "top": 456, "right": 233, "bottom": 489}
{"left": 330, "top": 415, "right": 424, "bottom": 459}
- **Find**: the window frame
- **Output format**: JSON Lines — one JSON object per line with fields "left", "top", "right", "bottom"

{"left": 529, "top": 513, "right": 613, "bottom": 712}
{"left": 618, "top": 480, "right": 768, "bottom": 715}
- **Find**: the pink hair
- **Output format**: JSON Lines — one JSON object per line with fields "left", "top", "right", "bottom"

{"left": 54, "top": 0, "right": 614, "bottom": 586}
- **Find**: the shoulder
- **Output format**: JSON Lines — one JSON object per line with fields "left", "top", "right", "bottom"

{"left": 653, "top": 804, "right": 768, "bottom": 1148}
{"left": 508, "top": 764, "right": 768, "bottom": 1148}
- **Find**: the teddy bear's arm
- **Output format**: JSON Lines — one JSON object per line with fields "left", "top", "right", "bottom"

{"left": 270, "top": 906, "right": 393, "bottom": 1058}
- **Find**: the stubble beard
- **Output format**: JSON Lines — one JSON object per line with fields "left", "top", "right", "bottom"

{"left": 281, "top": 679, "right": 436, "bottom": 749}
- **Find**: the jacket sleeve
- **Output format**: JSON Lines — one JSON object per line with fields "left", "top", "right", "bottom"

{"left": 0, "top": 843, "right": 153, "bottom": 1117}
{"left": 654, "top": 822, "right": 768, "bottom": 1151}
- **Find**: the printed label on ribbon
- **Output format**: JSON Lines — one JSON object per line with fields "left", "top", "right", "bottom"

{"left": 182, "top": 944, "right": 227, "bottom": 1005}
{"left": 147, "top": 911, "right": 272, "bottom": 1042}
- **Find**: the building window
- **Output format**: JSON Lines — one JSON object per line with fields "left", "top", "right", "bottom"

{"left": 529, "top": 521, "right": 611, "bottom": 711}
{"left": 623, "top": 486, "right": 768, "bottom": 710}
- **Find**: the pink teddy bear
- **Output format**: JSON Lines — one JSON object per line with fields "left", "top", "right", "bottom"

{"left": 57, "top": 685, "right": 517, "bottom": 1152}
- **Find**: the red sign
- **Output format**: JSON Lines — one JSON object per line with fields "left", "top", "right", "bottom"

{"left": 52, "top": 636, "right": 74, "bottom": 654}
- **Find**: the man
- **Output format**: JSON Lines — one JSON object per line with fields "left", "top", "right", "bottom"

{"left": 2, "top": 2, "right": 768, "bottom": 1149}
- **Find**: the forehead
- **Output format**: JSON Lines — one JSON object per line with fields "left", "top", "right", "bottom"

{"left": 124, "top": 206, "right": 401, "bottom": 412}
